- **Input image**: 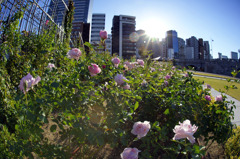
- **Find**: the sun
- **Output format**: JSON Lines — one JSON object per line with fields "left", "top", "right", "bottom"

{"left": 141, "top": 19, "right": 167, "bottom": 39}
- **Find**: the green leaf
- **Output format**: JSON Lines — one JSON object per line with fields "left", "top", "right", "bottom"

{"left": 50, "top": 125, "right": 57, "bottom": 132}
{"left": 164, "top": 109, "right": 170, "bottom": 115}
{"left": 134, "top": 102, "right": 139, "bottom": 111}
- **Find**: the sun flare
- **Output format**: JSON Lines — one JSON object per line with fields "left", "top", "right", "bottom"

{"left": 142, "top": 19, "right": 166, "bottom": 39}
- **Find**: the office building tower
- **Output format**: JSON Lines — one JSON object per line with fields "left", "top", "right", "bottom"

{"left": 105, "top": 34, "right": 112, "bottom": 54}
{"left": 48, "top": 0, "right": 93, "bottom": 25}
{"left": 218, "top": 52, "right": 222, "bottom": 60}
{"left": 112, "top": 15, "right": 136, "bottom": 58}
{"left": 159, "top": 38, "right": 167, "bottom": 59}
{"left": 91, "top": 13, "right": 105, "bottom": 44}
{"left": 204, "top": 41, "right": 210, "bottom": 60}
{"left": 166, "top": 30, "right": 179, "bottom": 59}
{"left": 231, "top": 51, "right": 238, "bottom": 60}
{"left": 178, "top": 38, "right": 186, "bottom": 59}
{"left": 198, "top": 38, "right": 204, "bottom": 60}
{"left": 185, "top": 47, "right": 194, "bottom": 59}
{"left": 186, "top": 36, "right": 199, "bottom": 60}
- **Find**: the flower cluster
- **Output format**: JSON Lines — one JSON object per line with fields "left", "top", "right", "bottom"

{"left": 19, "top": 73, "right": 41, "bottom": 94}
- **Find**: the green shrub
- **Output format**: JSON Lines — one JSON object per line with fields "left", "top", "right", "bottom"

{"left": 225, "top": 126, "right": 240, "bottom": 158}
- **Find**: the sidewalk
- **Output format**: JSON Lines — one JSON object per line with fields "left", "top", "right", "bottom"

{"left": 209, "top": 88, "right": 240, "bottom": 126}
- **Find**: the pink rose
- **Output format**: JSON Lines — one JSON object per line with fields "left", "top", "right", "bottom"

{"left": 137, "top": 59, "right": 144, "bottom": 66}
{"left": 114, "top": 74, "right": 128, "bottom": 85}
{"left": 124, "top": 61, "right": 137, "bottom": 70}
{"left": 112, "top": 57, "right": 121, "bottom": 68}
{"left": 205, "top": 95, "right": 211, "bottom": 101}
{"left": 216, "top": 95, "right": 223, "bottom": 102}
{"left": 150, "top": 67, "right": 155, "bottom": 72}
{"left": 88, "top": 64, "right": 101, "bottom": 76}
{"left": 19, "top": 73, "right": 41, "bottom": 94}
{"left": 131, "top": 121, "right": 151, "bottom": 139}
{"left": 165, "top": 75, "right": 171, "bottom": 80}
{"left": 120, "top": 148, "right": 140, "bottom": 159}
{"left": 67, "top": 48, "right": 82, "bottom": 60}
{"left": 99, "top": 30, "right": 108, "bottom": 39}
{"left": 207, "top": 84, "right": 211, "bottom": 89}
{"left": 47, "top": 63, "right": 56, "bottom": 70}
{"left": 123, "top": 84, "right": 130, "bottom": 89}
{"left": 45, "top": 20, "right": 49, "bottom": 25}
{"left": 173, "top": 119, "right": 198, "bottom": 144}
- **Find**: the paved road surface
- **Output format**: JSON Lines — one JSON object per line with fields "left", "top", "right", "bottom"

{"left": 209, "top": 87, "right": 240, "bottom": 126}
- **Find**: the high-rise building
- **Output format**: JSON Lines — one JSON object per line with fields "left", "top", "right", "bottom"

{"left": 198, "top": 38, "right": 204, "bottom": 60}
{"left": 112, "top": 15, "right": 136, "bottom": 58}
{"left": 48, "top": 0, "right": 93, "bottom": 25}
{"left": 166, "top": 30, "right": 179, "bottom": 59}
{"left": 105, "top": 34, "right": 112, "bottom": 54}
{"left": 159, "top": 38, "right": 167, "bottom": 59}
{"left": 186, "top": 36, "right": 199, "bottom": 60}
{"left": 204, "top": 41, "right": 210, "bottom": 60}
{"left": 185, "top": 47, "right": 194, "bottom": 59}
{"left": 178, "top": 38, "right": 186, "bottom": 59}
{"left": 231, "top": 51, "right": 238, "bottom": 60}
{"left": 91, "top": 13, "right": 105, "bottom": 44}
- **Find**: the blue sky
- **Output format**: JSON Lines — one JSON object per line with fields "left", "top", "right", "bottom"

{"left": 92, "top": 0, "right": 240, "bottom": 58}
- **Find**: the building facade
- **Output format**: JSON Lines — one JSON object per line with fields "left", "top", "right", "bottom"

{"left": 198, "top": 38, "right": 204, "bottom": 60}
{"left": 185, "top": 47, "right": 194, "bottom": 59}
{"left": 203, "top": 41, "right": 210, "bottom": 60}
{"left": 112, "top": 15, "right": 136, "bottom": 58}
{"left": 186, "top": 36, "right": 199, "bottom": 60}
{"left": 166, "top": 30, "right": 179, "bottom": 59}
{"left": 91, "top": 13, "right": 105, "bottom": 44}
{"left": 231, "top": 51, "right": 238, "bottom": 60}
{"left": 105, "top": 34, "right": 112, "bottom": 54}
{"left": 48, "top": 0, "right": 93, "bottom": 25}
{"left": 0, "top": 0, "right": 51, "bottom": 34}
{"left": 178, "top": 38, "right": 186, "bottom": 59}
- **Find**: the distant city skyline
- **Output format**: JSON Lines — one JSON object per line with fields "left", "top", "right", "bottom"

{"left": 92, "top": 0, "right": 240, "bottom": 59}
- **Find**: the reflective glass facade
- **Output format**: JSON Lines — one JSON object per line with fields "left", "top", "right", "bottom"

{"left": 48, "top": 0, "right": 93, "bottom": 25}
{"left": 166, "top": 30, "right": 179, "bottom": 59}
{"left": 0, "top": 0, "right": 51, "bottom": 33}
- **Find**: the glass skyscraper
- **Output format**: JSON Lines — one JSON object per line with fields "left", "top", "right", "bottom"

{"left": 166, "top": 30, "right": 179, "bottom": 59}
{"left": 47, "top": 0, "right": 93, "bottom": 25}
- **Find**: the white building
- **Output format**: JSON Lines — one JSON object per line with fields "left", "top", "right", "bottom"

{"left": 105, "top": 34, "right": 112, "bottom": 54}
{"left": 91, "top": 13, "right": 105, "bottom": 44}
{"left": 167, "top": 48, "right": 174, "bottom": 59}
{"left": 185, "top": 47, "right": 194, "bottom": 59}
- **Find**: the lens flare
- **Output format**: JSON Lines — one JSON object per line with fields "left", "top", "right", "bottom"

{"left": 129, "top": 32, "right": 139, "bottom": 42}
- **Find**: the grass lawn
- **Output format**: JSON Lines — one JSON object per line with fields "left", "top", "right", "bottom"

{"left": 193, "top": 76, "right": 240, "bottom": 101}
{"left": 192, "top": 71, "right": 239, "bottom": 80}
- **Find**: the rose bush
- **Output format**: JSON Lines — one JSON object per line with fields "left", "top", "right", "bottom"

{"left": 0, "top": 10, "right": 236, "bottom": 159}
